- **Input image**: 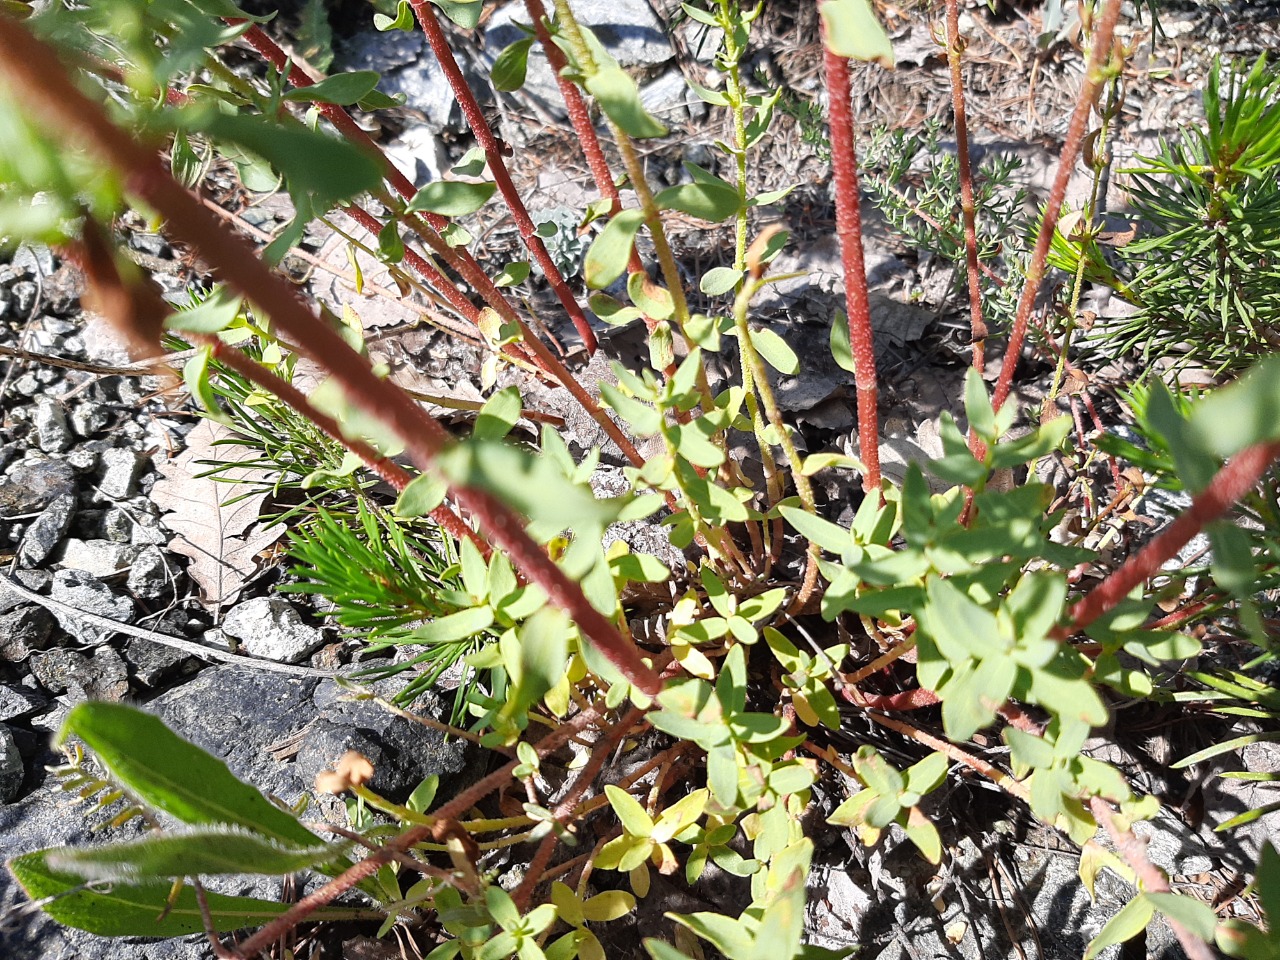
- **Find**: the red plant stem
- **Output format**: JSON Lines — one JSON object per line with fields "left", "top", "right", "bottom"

{"left": 195, "top": 337, "right": 486, "bottom": 554}
{"left": 229, "top": 706, "right": 606, "bottom": 958}
{"left": 820, "top": 15, "right": 881, "bottom": 494}
{"left": 523, "top": 0, "right": 620, "bottom": 217}
{"left": 990, "top": 0, "right": 1123, "bottom": 412}
{"left": 841, "top": 685, "right": 939, "bottom": 712}
{"left": 232, "top": 21, "right": 553, "bottom": 359}
{"left": 943, "top": 0, "right": 987, "bottom": 376}
{"left": 512, "top": 704, "right": 646, "bottom": 910}
{"left": 342, "top": 203, "right": 481, "bottom": 323}
{"left": 0, "top": 14, "right": 660, "bottom": 696}
{"left": 1088, "top": 798, "right": 1217, "bottom": 960}
{"left": 407, "top": 0, "right": 599, "bottom": 354}
{"left": 1068, "top": 440, "right": 1280, "bottom": 632}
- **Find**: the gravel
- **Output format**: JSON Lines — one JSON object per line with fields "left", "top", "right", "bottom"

{"left": 220, "top": 596, "right": 326, "bottom": 663}
{"left": 48, "top": 569, "right": 135, "bottom": 644}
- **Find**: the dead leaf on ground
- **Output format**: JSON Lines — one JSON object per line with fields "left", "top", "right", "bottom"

{"left": 150, "top": 419, "right": 285, "bottom": 608}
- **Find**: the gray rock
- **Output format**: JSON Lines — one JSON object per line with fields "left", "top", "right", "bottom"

{"left": 337, "top": 29, "right": 463, "bottom": 131}
{"left": 0, "top": 684, "right": 47, "bottom": 723}
{"left": 65, "top": 445, "right": 101, "bottom": 472}
{"left": 11, "top": 371, "right": 40, "bottom": 396}
{"left": 222, "top": 597, "right": 324, "bottom": 663}
{"left": 28, "top": 646, "right": 129, "bottom": 702}
{"left": 32, "top": 398, "right": 72, "bottom": 453}
{"left": 122, "top": 635, "right": 197, "bottom": 688}
{"left": 69, "top": 401, "right": 110, "bottom": 438}
{"left": 127, "top": 544, "right": 173, "bottom": 599}
{"left": 10, "top": 279, "right": 36, "bottom": 315}
{"left": 639, "top": 69, "right": 706, "bottom": 123}
{"left": 15, "top": 491, "right": 75, "bottom": 566}
{"left": 296, "top": 680, "right": 473, "bottom": 804}
{"left": 0, "top": 725, "right": 24, "bottom": 802}
{"left": 53, "top": 537, "right": 139, "bottom": 577}
{"left": 0, "top": 457, "right": 76, "bottom": 518}
{"left": 101, "top": 504, "right": 133, "bottom": 542}
{"left": 98, "top": 447, "right": 142, "bottom": 500}
{"left": 49, "top": 568, "right": 135, "bottom": 644}
{"left": 0, "top": 606, "right": 56, "bottom": 660}
{"left": 383, "top": 124, "right": 448, "bottom": 186}
{"left": 151, "top": 666, "right": 323, "bottom": 808}
{"left": 0, "top": 568, "right": 51, "bottom": 614}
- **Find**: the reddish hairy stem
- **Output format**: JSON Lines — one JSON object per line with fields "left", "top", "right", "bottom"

{"left": 512, "top": 705, "right": 646, "bottom": 910}
{"left": 1089, "top": 798, "right": 1218, "bottom": 960}
{"left": 233, "top": 21, "right": 553, "bottom": 359}
{"left": 407, "top": 0, "right": 599, "bottom": 354}
{"left": 0, "top": 14, "right": 660, "bottom": 696}
{"left": 522, "top": 0, "right": 648, "bottom": 281}
{"left": 991, "top": 0, "right": 1123, "bottom": 412}
{"left": 1069, "top": 440, "right": 1280, "bottom": 632}
{"left": 943, "top": 0, "right": 987, "bottom": 375}
{"left": 229, "top": 707, "right": 606, "bottom": 958}
{"left": 195, "top": 337, "right": 486, "bottom": 553}
{"left": 523, "top": 0, "right": 620, "bottom": 217}
{"left": 820, "top": 16, "right": 881, "bottom": 493}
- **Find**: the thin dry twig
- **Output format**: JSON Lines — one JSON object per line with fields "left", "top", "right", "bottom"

{"left": 0, "top": 571, "right": 336, "bottom": 678}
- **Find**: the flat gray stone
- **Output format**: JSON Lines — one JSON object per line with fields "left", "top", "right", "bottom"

{"left": 15, "top": 492, "right": 75, "bottom": 567}
{"left": 53, "top": 537, "right": 139, "bottom": 578}
{"left": 48, "top": 568, "right": 135, "bottom": 644}
{"left": 97, "top": 447, "right": 142, "bottom": 500}
{"left": 0, "top": 458, "right": 76, "bottom": 518}
{"left": 28, "top": 646, "right": 129, "bottom": 702}
{"left": 0, "top": 606, "right": 56, "bottom": 661}
{"left": 126, "top": 544, "right": 173, "bottom": 599}
{"left": 0, "top": 684, "right": 47, "bottom": 723}
{"left": 32, "top": 398, "right": 72, "bottom": 453}
{"left": 221, "top": 597, "right": 324, "bottom": 663}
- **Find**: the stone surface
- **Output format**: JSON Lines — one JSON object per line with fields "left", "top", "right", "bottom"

{"left": 31, "top": 398, "right": 72, "bottom": 453}
{"left": 221, "top": 597, "right": 325, "bottom": 663}
{"left": 151, "top": 666, "right": 323, "bottom": 808}
{"left": 337, "top": 29, "right": 465, "bottom": 131}
{"left": 296, "top": 681, "right": 473, "bottom": 805}
{"left": 28, "top": 646, "right": 129, "bottom": 702}
{"left": 0, "top": 457, "right": 76, "bottom": 518}
{"left": 0, "top": 684, "right": 47, "bottom": 723}
{"left": 15, "top": 491, "right": 76, "bottom": 567}
{"left": 127, "top": 544, "right": 174, "bottom": 599}
{"left": 48, "top": 568, "right": 135, "bottom": 644}
{"left": 0, "top": 569, "right": 51, "bottom": 614}
{"left": 69, "top": 401, "right": 110, "bottom": 438}
{"left": 0, "top": 724, "right": 24, "bottom": 803}
{"left": 53, "top": 537, "right": 139, "bottom": 578}
{"left": 0, "top": 606, "right": 56, "bottom": 661}
{"left": 122, "top": 629, "right": 197, "bottom": 688}
{"left": 97, "top": 447, "right": 142, "bottom": 500}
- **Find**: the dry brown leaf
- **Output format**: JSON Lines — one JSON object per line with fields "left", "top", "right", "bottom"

{"left": 151, "top": 419, "right": 285, "bottom": 608}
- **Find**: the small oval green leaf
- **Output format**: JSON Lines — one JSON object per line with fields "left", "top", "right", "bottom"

{"left": 406, "top": 180, "right": 497, "bottom": 217}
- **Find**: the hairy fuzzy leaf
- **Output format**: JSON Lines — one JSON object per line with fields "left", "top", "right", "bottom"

{"left": 46, "top": 828, "right": 347, "bottom": 882}
{"left": 7, "top": 849, "right": 363, "bottom": 938}
{"left": 59, "top": 703, "right": 319, "bottom": 848}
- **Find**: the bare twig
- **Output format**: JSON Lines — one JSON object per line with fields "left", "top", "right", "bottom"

{"left": 0, "top": 572, "right": 336, "bottom": 678}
